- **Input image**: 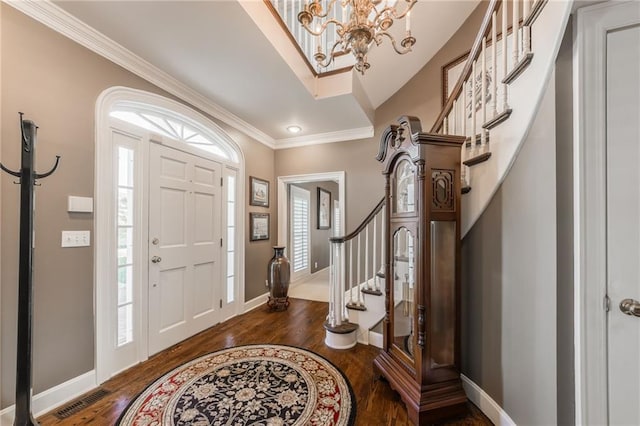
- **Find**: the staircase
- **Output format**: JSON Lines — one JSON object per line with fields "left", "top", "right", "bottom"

{"left": 324, "top": 0, "right": 573, "bottom": 349}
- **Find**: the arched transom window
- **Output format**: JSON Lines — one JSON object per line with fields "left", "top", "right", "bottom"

{"left": 110, "top": 102, "right": 239, "bottom": 162}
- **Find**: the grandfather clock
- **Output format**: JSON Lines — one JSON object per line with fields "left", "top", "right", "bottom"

{"left": 373, "top": 116, "right": 467, "bottom": 424}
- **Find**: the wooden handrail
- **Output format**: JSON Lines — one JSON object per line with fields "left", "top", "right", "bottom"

{"left": 330, "top": 197, "right": 385, "bottom": 244}
{"left": 430, "top": 0, "right": 502, "bottom": 133}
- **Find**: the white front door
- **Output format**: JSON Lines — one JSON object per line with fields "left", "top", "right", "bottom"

{"left": 148, "top": 142, "right": 222, "bottom": 355}
{"left": 606, "top": 15, "right": 640, "bottom": 425}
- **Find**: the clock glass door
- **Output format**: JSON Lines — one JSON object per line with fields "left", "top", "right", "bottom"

{"left": 392, "top": 226, "right": 416, "bottom": 366}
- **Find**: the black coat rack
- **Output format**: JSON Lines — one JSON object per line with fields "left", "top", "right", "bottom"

{"left": 1, "top": 113, "right": 60, "bottom": 426}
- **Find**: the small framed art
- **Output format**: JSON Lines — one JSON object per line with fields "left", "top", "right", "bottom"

{"left": 250, "top": 176, "right": 269, "bottom": 207}
{"left": 317, "top": 188, "right": 331, "bottom": 230}
{"left": 250, "top": 212, "right": 270, "bottom": 241}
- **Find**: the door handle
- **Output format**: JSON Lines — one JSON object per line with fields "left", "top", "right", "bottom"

{"left": 151, "top": 256, "right": 162, "bottom": 264}
{"left": 619, "top": 298, "right": 640, "bottom": 317}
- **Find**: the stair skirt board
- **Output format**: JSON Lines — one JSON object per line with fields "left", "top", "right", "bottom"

{"left": 343, "top": 280, "right": 385, "bottom": 346}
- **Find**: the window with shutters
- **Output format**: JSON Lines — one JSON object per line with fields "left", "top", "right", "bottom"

{"left": 290, "top": 185, "right": 310, "bottom": 279}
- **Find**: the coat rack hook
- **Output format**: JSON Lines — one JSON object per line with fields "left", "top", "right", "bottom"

{"left": 0, "top": 162, "right": 21, "bottom": 177}
{"left": 34, "top": 155, "right": 60, "bottom": 180}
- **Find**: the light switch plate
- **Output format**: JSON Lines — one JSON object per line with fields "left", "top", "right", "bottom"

{"left": 68, "top": 196, "right": 93, "bottom": 213}
{"left": 61, "top": 230, "right": 91, "bottom": 247}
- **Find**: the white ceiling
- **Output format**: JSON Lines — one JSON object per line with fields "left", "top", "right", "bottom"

{"left": 52, "top": 0, "right": 479, "bottom": 147}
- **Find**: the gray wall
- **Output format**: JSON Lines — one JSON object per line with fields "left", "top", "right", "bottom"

{"left": 289, "top": 181, "right": 339, "bottom": 274}
{"left": 461, "top": 79, "right": 558, "bottom": 425}
{"left": 0, "top": 5, "right": 274, "bottom": 406}
{"left": 555, "top": 16, "right": 575, "bottom": 426}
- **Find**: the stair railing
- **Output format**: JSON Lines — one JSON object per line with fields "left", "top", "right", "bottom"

{"left": 326, "top": 198, "right": 385, "bottom": 330}
{"left": 432, "top": 0, "right": 547, "bottom": 189}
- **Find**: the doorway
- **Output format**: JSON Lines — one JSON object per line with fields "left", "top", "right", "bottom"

{"left": 277, "top": 172, "right": 345, "bottom": 301}
{"left": 95, "top": 87, "right": 244, "bottom": 384}
{"left": 576, "top": 2, "right": 640, "bottom": 424}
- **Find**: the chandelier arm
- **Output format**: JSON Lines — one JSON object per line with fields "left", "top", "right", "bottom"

{"left": 377, "top": 31, "right": 413, "bottom": 55}
{"left": 370, "top": 0, "right": 416, "bottom": 29}
{"left": 390, "top": 0, "right": 417, "bottom": 20}
{"left": 301, "top": 18, "right": 345, "bottom": 37}
{"left": 309, "top": 0, "right": 340, "bottom": 19}
{"left": 317, "top": 39, "right": 347, "bottom": 68}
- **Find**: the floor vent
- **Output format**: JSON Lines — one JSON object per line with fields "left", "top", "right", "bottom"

{"left": 53, "top": 388, "right": 110, "bottom": 419}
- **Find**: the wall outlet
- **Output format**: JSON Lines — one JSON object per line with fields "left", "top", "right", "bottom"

{"left": 61, "top": 230, "right": 91, "bottom": 248}
{"left": 314, "top": 262, "right": 318, "bottom": 268}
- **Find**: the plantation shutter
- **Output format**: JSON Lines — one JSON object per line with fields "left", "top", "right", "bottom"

{"left": 290, "top": 185, "right": 310, "bottom": 274}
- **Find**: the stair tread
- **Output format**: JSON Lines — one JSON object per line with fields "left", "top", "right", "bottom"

{"left": 323, "top": 320, "right": 358, "bottom": 334}
{"left": 463, "top": 152, "right": 492, "bottom": 167}
{"left": 362, "top": 288, "right": 383, "bottom": 296}
{"left": 346, "top": 302, "right": 367, "bottom": 311}
{"left": 503, "top": 52, "right": 534, "bottom": 85}
{"left": 483, "top": 108, "right": 512, "bottom": 130}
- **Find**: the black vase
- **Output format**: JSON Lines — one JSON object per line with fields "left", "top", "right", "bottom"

{"left": 266, "top": 246, "right": 290, "bottom": 311}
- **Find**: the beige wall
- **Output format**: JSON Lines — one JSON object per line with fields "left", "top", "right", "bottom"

{"left": 275, "top": 3, "right": 486, "bottom": 233}
{"left": 0, "top": 5, "right": 274, "bottom": 406}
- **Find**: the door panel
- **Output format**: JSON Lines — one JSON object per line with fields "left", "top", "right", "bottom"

{"left": 160, "top": 188, "right": 187, "bottom": 246}
{"left": 193, "top": 262, "right": 216, "bottom": 317}
{"left": 194, "top": 192, "right": 215, "bottom": 244}
{"left": 606, "top": 21, "right": 640, "bottom": 426}
{"left": 149, "top": 143, "right": 222, "bottom": 355}
{"left": 159, "top": 267, "right": 187, "bottom": 330}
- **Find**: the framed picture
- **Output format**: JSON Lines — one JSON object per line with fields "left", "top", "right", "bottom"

{"left": 317, "top": 188, "right": 331, "bottom": 230}
{"left": 250, "top": 176, "right": 269, "bottom": 207}
{"left": 250, "top": 213, "right": 270, "bottom": 241}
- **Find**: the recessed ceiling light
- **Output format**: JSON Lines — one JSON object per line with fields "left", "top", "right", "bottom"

{"left": 287, "top": 125, "right": 302, "bottom": 134}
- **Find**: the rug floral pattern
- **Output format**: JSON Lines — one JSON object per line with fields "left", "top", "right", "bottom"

{"left": 117, "top": 345, "right": 355, "bottom": 426}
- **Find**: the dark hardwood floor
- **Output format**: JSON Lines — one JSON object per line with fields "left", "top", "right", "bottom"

{"left": 38, "top": 299, "right": 492, "bottom": 425}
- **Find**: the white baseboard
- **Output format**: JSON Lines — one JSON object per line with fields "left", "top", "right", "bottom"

{"left": 461, "top": 374, "right": 516, "bottom": 426}
{"left": 1, "top": 370, "right": 97, "bottom": 425}
{"left": 243, "top": 292, "right": 269, "bottom": 313}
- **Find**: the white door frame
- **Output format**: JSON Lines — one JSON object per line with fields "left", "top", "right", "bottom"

{"left": 573, "top": 2, "right": 639, "bottom": 423}
{"left": 94, "top": 87, "right": 245, "bottom": 384}
{"left": 277, "top": 172, "right": 346, "bottom": 249}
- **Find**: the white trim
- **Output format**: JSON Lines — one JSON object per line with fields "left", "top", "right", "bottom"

{"left": 94, "top": 87, "right": 246, "bottom": 384}
{"left": 574, "top": 2, "right": 640, "bottom": 424}
{"left": 460, "top": 375, "right": 516, "bottom": 426}
{"left": 4, "top": 0, "right": 275, "bottom": 149}
{"left": 277, "top": 172, "right": 346, "bottom": 248}
{"left": 0, "top": 371, "right": 96, "bottom": 426}
{"left": 243, "top": 292, "right": 269, "bottom": 313}
{"left": 275, "top": 127, "right": 374, "bottom": 150}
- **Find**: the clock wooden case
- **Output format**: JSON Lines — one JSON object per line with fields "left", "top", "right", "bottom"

{"left": 373, "top": 116, "right": 467, "bottom": 424}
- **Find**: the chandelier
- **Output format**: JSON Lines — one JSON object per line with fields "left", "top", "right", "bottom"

{"left": 297, "top": 0, "right": 417, "bottom": 75}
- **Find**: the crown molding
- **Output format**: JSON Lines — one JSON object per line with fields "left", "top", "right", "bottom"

{"left": 274, "top": 126, "right": 374, "bottom": 150}
{"left": 4, "top": 0, "right": 276, "bottom": 149}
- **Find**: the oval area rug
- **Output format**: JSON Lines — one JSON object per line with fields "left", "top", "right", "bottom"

{"left": 117, "top": 344, "right": 356, "bottom": 426}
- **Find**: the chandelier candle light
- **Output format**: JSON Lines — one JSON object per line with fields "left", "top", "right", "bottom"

{"left": 298, "top": 0, "right": 417, "bottom": 74}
